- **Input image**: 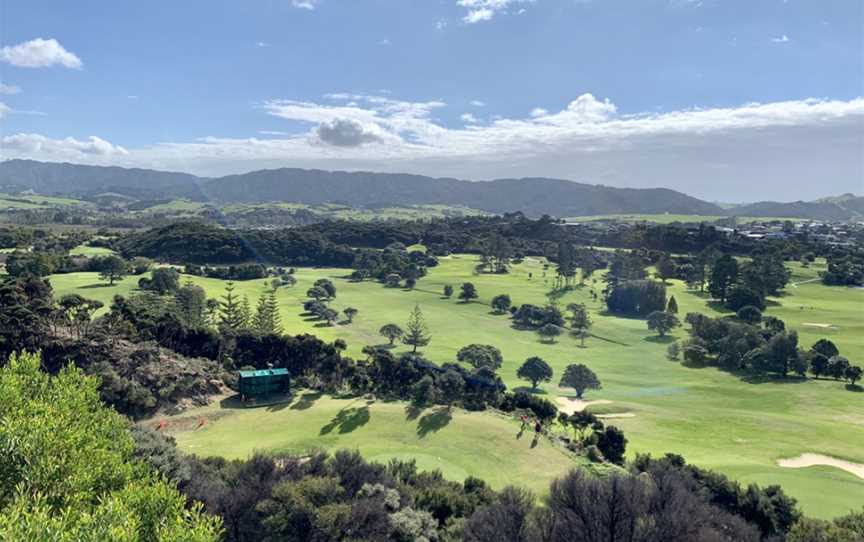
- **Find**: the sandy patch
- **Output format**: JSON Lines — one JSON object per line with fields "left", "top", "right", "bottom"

{"left": 802, "top": 323, "right": 834, "bottom": 329}
{"left": 777, "top": 453, "right": 864, "bottom": 480}
{"left": 556, "top": 397, "right": 612, "bottom": 416}
{"left": 596, "top": 413, "right": 635, "bottom": 419}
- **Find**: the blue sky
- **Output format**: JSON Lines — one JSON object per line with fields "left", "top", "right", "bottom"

{"left": 1, "top": 0, "right": 862, "bottom": 201}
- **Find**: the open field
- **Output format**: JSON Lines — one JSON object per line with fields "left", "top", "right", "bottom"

{"left": 68, "top": 244, "right": 116, "bottom": 257}
{"left": 158, "top": 393, "right": 598, "bottom": 496}
{"left": 0, "top": 193, "right": 89, "bottom": 209}
{"left": 50, "top": 256, "right": 864, "bottom": 518}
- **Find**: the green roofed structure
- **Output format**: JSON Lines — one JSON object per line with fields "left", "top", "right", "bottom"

{"left": 238, "top": 368, "right": 290, "bottom": 401}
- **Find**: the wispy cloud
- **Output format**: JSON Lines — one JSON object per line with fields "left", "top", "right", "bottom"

{"left": 291, "top": 0, "right": 319, "bottom": 10}
{"left": 457, "top": 0, "right": 536, "bottom": 24}
{"left": 460, "top": 113, "right": 480, "bottom": 124}
{"left": 771, "top": 34, "right": 790, "bottom": 43}
{"left": 470, "top": 100, "right": 486, "bottom": 107}
{"left": 0, "top": 38, "right": 82, "bottom": 69}
{"left": 3, "top": 94, "right": 862, "bottom": 201}
{"left": 0, "top": 82, "right": 21, "bottom": 95}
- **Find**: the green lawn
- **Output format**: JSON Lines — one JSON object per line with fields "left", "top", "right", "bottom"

{"left": 69, "top": 245, "right": 116, "bottom": 257}
{"left": 163, "top": 394, "right": 593, "bottom": 496}
{"left": 50, "top": 256, "right": 864, "bottom": 518}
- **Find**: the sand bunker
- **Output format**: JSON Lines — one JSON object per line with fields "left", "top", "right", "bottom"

{"left": 556, "top": 398, "right": 612, "bottom": 415}
{"left": 777, "top": 453, "right": 864, "bottom": 480}
{"left": 802, "top": 323, "right": 834, "bottom": 329}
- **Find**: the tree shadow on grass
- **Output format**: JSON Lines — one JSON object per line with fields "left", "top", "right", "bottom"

{"left": 417, "top": 406, "right": 452, "bottom": 438}
{"left": 707, "top": 301, "right": 734, "bottom": 314}
{"left": 404, "top": 403, "right": 423, "bottom": 421}
{"left": 643, "top": 335, "right": 676, "bottom": 344}
{"left": 80, "top": 283, "right": 114, "bottom": 289}
{"left": 290, "top": 391, "right": 323, "bottom": 410}
{"left": 845, "top": 384, "right": 863, "bottom": 393}
{"left": 588, "top": 333, "right": 631, "bottom": 347}
{"left": 320, "top": 406, "right": 370, "bottom": 435}
{"left": 737, "top": 373, "right": 808, "bottom": 385}
{"left": 512, "top": 386, "right": 547, "bottom": 396}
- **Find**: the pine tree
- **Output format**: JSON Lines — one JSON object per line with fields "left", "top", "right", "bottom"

{"left": 239, "top": 295, "right": 252, "bottom": 330}
{"left": 253, "top": 288, "right": 282, "bottom": 335}
{"left": 667, "top": 295, "right": 679, "bottom": 314}
{"left": 219, "top": 282, "right": 244, "bottom": 331}
{"left": 403, "top": 304, "right": 431, "bottom": 352}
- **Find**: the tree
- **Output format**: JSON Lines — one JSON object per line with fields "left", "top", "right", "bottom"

{"left": 596, "top": 426, "right": 628, "bottom": 464}
{"left": 566, "top": 303, "right": 591, "bottom": 331}
{"left": 666, "top": 295, "right": 678, "bottom": 314}
{"left": 385, "top": 273, "right": 402, "bottom": 288}
{"left": 0, "top": 352, "right": 221, "bottom": 540}
{"left": 647, "top": 311, "right": 680, "bottom": 337}
{"left": 516, "top": 357, "right": 553, "bottom": 390}
{"left": 321, "top": 307, "right": 339, "bottom": 326}
{"left": 459, "top": 282, "right": 478, "bottom": 303}
{"left": 253, "top": 288, "right": 282, "bottom": 335}
{"left": 709, "top": 255, "right": 739, "bottom": 302}
{"left": 811, "top": 339, "right": 839, "bottom": 359}
{"left": 343, "top": 307, "right": 358, "bottom": 323}
{"left": 667, "top": 341, "right": 681, "bottom": 360}
{"left": 809, "top": 353, "right": 830, "bottom": 379}
{"left": 457, "top": 344, "right": 503, "bottom": 371}
{"left": 219, "top": 281, "right": 245, "bottom": 331}
{"left": 655, "top": 255, "right": 676, "bottom": 284}
{"left": 726, "top": 286, "right": 765, "bottom": 312}
{"left": 491, "top": 294, "right": 511, "bottom": 314}
{"left": 572, "top": 327, "right": 590, "bottom": 348}
{"left": 828, "top": 356, "right": 851, "bottom": 380}
{"left": 537, "top": 323, "right": 563, "bottom": 343}
{"left": 314, "top": 278, "right": 337, "bottom": 299}
{"left": 846, "top": 365, "right": 863, "bottom": 386}
{"left": 559, "top": 363, "right": 601, "bottom": 399}
{"left": 737, "top": 305, "right": 763, "bottom": 325}
{"left": 443, "top": 284, "right": 454, "bottom": 298}
{"left": 403, "top": 304, "right": 431, "bottom": 352}
{"left": 175, "top": 282, "right": 208, "bottom": 327}
{"left": 306, "top": 285, "right": 329, "bottom": 301}
{"left": 437, "top": 370, "right": 465, "bottom": 407}
{"left": 98, "top": 255, "right": 128, "bottom": 285}
{"left": 139, "top": 267, "right": 180, "bottom": 294}
{"left": 379, "top": 323, "right": 404, "bottom": 345}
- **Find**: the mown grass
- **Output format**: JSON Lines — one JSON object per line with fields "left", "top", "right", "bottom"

{"left": 51, "top": 256, "right": 864, "bottom": 518}
{"left": 163, "top": 394, "right": 593, "bottom": 496}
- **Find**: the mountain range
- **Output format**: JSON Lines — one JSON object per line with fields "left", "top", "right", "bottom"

{"left": 0, "top": 159, "right": 860, "bottom": 220}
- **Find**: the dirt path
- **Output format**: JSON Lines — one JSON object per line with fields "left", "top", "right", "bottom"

{"left": 556, "top": 397, "right": 612, "bottom": 416}
{"left": 777, "top": 453, "right": 864, "bottom": 480}
{"left": 790, "top": 278, "right": 820, "bottom": 288}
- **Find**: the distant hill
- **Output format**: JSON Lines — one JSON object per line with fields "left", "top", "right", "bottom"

{"left": 0, "top": 159, "right": 202, "bottom": 200}
{"left": 730, "top": 196, "right": 864, "bottom": 221}
{"left": 1, "top": 159, "right": 858, "bottom": 220}
{"left": 0, "top": 160, "right": 724, "bottom": 217}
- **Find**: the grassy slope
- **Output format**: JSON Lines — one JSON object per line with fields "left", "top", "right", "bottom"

{"left": 165, "top": 394, "right": 588, "bottom": 496}
{"left": 50, "top": 256, "right": 864, "bottom": 518}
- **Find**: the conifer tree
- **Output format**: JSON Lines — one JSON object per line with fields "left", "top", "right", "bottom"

{"left": 253, "top": 288, "right": 282, "bottom": 335}
{"left": 403, "top": 304, "right": 431, "bottom": 353}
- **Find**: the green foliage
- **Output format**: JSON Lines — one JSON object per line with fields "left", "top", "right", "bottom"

{"left": 0, "top": 352, "right": 221, "bottom": 541}
{"left": 457, "top": 344, "right": 504, "bottom": 371}
{"left": 379, "top": 323, "right": 404, "bottom": 345}
{"left": 647, "top": 310, "right": 680, "bottom": 337}
{"left": 97, "top": 255, "right": 129, "bottom": 286}
{"left": 253, "top": 288, "right": 283, "bottom": 335}
{"left": 516, "top": 356, "right": 553, "bottom": 390}
{"left": 490, "top": 294, "right": 511, "bottom": 314}
{"left": 559, "top": 363, "right": 601, "bottom": 399}
{"left": 403, "top": 304, "right": 431, "bottom": 352}
{"left": 458, "top": 282, "right": 478, "bottom": 303}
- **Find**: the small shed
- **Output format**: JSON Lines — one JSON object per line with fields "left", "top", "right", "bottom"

{"left": 238, "top": 368, "right": 290, "bottom": 401}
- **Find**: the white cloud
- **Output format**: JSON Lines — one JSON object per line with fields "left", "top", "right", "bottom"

{"left": 291, "top": 0, "right": 319, "bottom": 10}
{"left": 0, "top": 82, "right": 21, "bottom": 95}
{"left": 3, "top": 94, "right": 862, "bottom": 201}
{"left": 255, "top": 41, "right": 268, "bottom": 47}
{"left": 530, "top": 107, "right": 548, "bottom": 117}
{"left": 1, "top": 133, "right": 127, "bottom": 157}
{"left": 379, "top": 38, "right": 391, "bottom": 46}
{"left": 0, "top": 102, "right": 10, "bottom": 119}
{"left": 457, "top": 0, "right": 536, "bottom": 24}
{"left": 470, "top": 100, "right": 486, "bottom": 107}
{"left": 0, "top": 38, "right": 82, "bottom": 69}
{"left": 436, "top": 19, "right": 448, "bottom": 30}
{"left": 259, "top": 130, "right": 288, "bottom": 136}
{"left": 772, "top": 34, "right": 790, "bottom": 43}
{"left": 461, "top": 113, "right": 479, "bottom": 124}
